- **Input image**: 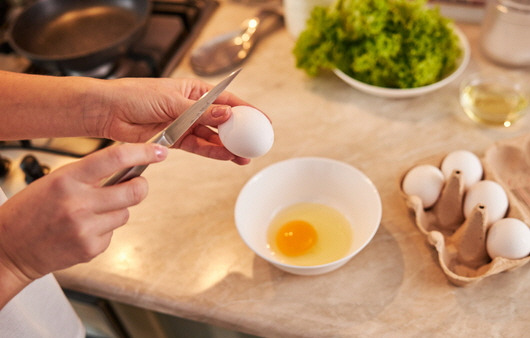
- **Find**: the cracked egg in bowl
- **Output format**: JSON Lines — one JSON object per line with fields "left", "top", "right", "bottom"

{"left": 234, "top": 157, "right": 382, "bottom": 275}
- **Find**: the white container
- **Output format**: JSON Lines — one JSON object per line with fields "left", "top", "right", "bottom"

{"left": 480, "top": 0, "right": 530, "bottom": 67}
{"left": 283, "top": 0, "right": 334, "bottom": 38}
{"left": 234, "top": 157, "right": 382, "bottom": 276}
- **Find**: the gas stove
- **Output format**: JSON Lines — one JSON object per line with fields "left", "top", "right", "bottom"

{"left": 0, "top": 0, "right": 218, "bottom": 77}
{"left": 0, "top": 0, "right": 218, "bottom": 196}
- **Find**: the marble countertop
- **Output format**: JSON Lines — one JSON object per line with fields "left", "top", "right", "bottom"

{"left": 55, "top": 2, "right": 530, "bottom": 336}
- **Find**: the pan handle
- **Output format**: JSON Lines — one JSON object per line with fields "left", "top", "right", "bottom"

{"left": 0, "top": 3, "right": 21, "bottom": 54}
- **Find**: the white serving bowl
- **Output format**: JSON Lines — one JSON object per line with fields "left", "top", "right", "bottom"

{"left": 333, "top": 26, "right": 470, "bottom": 98}
{"left": 234, "top": 157, "right": 382, "bottom": 275}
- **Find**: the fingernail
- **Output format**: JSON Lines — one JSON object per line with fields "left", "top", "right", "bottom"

{"left": 212, "top": 106, "right": 229, "bottom": 118}
{"left": 153, "top": 144, "right": 168, "bottom": 160}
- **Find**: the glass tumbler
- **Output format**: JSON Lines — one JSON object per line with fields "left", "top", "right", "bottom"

{"left": 460, "top": 73, "right": 529, "bottom": 127}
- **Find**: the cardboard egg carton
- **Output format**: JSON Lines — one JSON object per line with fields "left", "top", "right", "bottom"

{"left": 401, "top": 134, "right": 530, "bottom": 286}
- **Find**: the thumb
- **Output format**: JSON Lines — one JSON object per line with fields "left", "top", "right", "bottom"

{"left": 197, "top": 104, "right": 233, "bottom": 127}
{"left": 69, "top": 143, "right": 168, "bottom": 184}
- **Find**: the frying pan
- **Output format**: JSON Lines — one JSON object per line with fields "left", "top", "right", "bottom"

{"left": 7, "top": 0, "right": 151, "bottom": 73}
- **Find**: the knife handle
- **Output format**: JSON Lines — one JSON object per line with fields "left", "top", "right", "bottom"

{"left": 101, "top": 164, "right": 149, "bottom": 186}
{"left": 101, "top": 133, "right": 173, "bottom": 187}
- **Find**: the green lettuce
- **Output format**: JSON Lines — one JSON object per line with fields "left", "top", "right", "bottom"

{"left": 293, "top": 0, "right": 462, "bottom": 88}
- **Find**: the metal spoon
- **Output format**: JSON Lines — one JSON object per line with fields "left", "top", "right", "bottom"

{"left": 190, "top": 9, "right": 282, "bottom": 76}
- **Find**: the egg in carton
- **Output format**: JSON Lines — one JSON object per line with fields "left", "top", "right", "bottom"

{"left": 400, "top": 134, "right": 530, "bottom": 286}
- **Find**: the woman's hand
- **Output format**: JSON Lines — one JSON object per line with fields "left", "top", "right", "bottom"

{"left": 0, "top": 70, "right": 254, "bottom": 164}
{"left": 96, "top": 77, "right": 252, "bottom": 165}
{"left": 0, "top": 143, "right": 167, "bottom": 304}
{"left": 0, "top": 71, "right": 253, "bottom": 165}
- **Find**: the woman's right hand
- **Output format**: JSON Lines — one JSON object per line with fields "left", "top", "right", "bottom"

{"left": 0, "top": 143, "right": 167, "bottom": 298}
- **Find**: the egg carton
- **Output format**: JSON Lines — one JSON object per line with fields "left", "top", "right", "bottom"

{"left": 401, "top": 134, "right": 530, "bottom": 286}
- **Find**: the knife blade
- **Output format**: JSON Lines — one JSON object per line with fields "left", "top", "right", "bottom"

{"left": 101, "top": 68, "right": 241, "bottom": 186}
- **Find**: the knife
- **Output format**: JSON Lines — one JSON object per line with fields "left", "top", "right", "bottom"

{"left": 101, "top": 68, "right": 241, "bottom": 186}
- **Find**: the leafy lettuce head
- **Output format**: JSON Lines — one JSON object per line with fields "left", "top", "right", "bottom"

{"left": 293, "top": 0, "right": 462, "bottom": 89}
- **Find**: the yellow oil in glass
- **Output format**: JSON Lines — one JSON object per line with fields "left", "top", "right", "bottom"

{"left": 267, "top": 202, "right": 353, "bottom": 266}
{"left": 460, "top": 81, "right": 528, "bottom": 127}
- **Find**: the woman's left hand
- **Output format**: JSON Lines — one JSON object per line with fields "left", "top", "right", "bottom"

{"left": 95, "top": 77, "right": 252, "bottom": 165}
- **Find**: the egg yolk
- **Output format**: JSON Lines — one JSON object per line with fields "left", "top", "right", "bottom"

{"left": 275, "top": 220, "right": 318, "bottom": 256}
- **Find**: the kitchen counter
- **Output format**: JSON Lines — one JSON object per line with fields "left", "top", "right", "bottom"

{"left": 55, "top": 2, "right": 530, "bottom": 337}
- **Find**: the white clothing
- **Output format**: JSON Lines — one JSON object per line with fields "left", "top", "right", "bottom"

{"left": 0, "top": 188, "right": 85, "bottom": 338}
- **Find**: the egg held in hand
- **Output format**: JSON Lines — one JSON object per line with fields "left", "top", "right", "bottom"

{"left": 218, "top": 106, "right": 274, "bottom": 158}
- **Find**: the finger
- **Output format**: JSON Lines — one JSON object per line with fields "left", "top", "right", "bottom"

{"left": 178, "top": 127, "right": 250, "bottom": 165}
{"left": 77, "top": 231, "right": 115, "bottom": 263}
{"left": 179, "top": 133, "right": 236, "bottom": 161}
{"left": 198, "top": 103, "right": 271, "bottom": 128}
{"left": 212, "top": 90, "right": 251, "bottom": 107}
{"left": 193, "top": 124, "right": 222, "bottom": 144}
{"left": 71, "top": 143, "right": 168, "bottom": 184}
{"left": 94, "top": 176, "right": 149, "bottom": 213}
{"left": 197, "top": 105, "right": 232, "bottom": 127}
{"left": 93, "top": 208, "right": 131, "bottom": 235}
{"left": 171, "top": 124, "right": 220, "bottom": 149}
{"left": 232, "top": 156, "right": 251, "bottom": 165}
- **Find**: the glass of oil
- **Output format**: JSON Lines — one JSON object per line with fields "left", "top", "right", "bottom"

{"left": 460, "top": 73, "right": 529, "bottom": 127}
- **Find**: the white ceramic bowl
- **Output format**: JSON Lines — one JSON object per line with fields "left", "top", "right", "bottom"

{"left": 333, "top": 26, "right": 470, "bottom": 98}
{"left": 235, "top": 157, "right": 382, "bottom": 275}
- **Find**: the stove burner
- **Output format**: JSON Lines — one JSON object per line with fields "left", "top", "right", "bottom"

{"left": 20, "top": 154, "right": 49, "bottom": 184}
{"left": 0, "top": 155, "right": 10, "bottom": 178}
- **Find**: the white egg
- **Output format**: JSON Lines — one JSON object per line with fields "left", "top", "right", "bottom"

{"left": 402, "top": 164, "right": 445, "bottom": 208}
{"left": 440, "top": 150, "right": 483, "bottom": 189}
{"left": 218, "top": 106, "right": 274, "bottom": 158}
{"left": 486, "top": 218, "right": 530, "bottom": 260}
{"left": 463, "top": 180, "right": 508, "bottom": 225}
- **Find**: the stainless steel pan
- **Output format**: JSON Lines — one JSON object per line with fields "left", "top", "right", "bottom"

{"left": 7, "top": 0, "right": 150, "bottom": 73}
